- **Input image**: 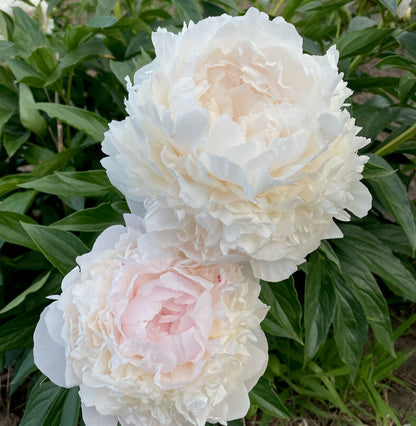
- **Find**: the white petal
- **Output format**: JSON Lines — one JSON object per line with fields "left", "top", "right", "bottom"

{"left": 81, "top": 404, "right": 119, "bottom": 426}
{"left": 250, "top": 257, "right": 300, "bottom": 281}
{"left": 33, "top": 304, "right": 69, "bottom": 388}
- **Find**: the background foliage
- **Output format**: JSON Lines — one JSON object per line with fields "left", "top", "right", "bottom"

{"left": 0, "top": 0, "right": 416, "bottom": 424}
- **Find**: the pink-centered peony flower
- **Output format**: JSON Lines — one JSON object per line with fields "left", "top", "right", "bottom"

{"left": 33, "top": 215, "right": 268, "bottom": 426}
{"left": 102, "top": 8, "right": 372, "bottom": 281}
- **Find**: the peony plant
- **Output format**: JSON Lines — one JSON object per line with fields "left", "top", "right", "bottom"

{"left": 0, "top": 0, "right": 415, "bottom": 424}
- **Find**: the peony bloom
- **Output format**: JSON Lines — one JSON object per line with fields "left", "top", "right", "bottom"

{"left": 101, "top": 8, "right": 372, "bottom": 281}
{"left": 1, "top": 0, "right": 54, "bottom": 33}
{"left": 397, "top": 0, "right": 412, "bottom": 19}
{"left": 33, "top": 215, "right": 268, "bottom": 426}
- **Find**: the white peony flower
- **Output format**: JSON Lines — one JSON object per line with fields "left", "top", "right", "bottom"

{"left": 1, "top": 0, "right": 54, "bottom": 33}
{"left": 33, "top": 215, "right": 268, "bottom": 426}
{"left": 101, "top": 7, "right": 372, "bottom": 282}
{"left": 397, "top": 0, "right": 412, "bottom": 18}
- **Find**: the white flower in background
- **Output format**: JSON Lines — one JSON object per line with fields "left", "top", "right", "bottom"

{"left": 0, "top": 0, "right": 54, "bottom": 33}
{"left": 397, "top": 0, "right": 412, "bottom": 19}
{"left": 33, "top": 215, "right": 268, "bottom": 426}
{"left": 102, "top": 8, "right": 372, "bottom": 282}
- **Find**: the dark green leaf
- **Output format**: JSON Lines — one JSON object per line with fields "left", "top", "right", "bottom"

{"left": 173, "top": 0, "right": 202, "bottom": 22}
{"left": 35, "top": 103, "right": 108, "bottom": 141}
{"left": 59, "top": 38, "right": 112, "bottom": 71}
{"left": 0, "top": 211, "right": 38, "bottom": 249}
{"left": 399, "top": 71, "right": 416, "bottom": 104}
{"left": 363, "top": 154, "right": 396, "bottom": 179}
{"left": 21, "top": 223, "right": 89, "bottom": 274}
{"left": 335, "top": 225, "right": 416, "bottom": 302}
{"left": 366, "top": 154, "right": 416, "bottom": 253}
{"left": 50, "top": 202, "right": 127, "bottom": 231}
{"left": 397, "top": 31, "right": 416, "bottom": 59}
{"left": 0, "top": 109, "right": 13, "bottom": 139}
{"left": 20, "top": 170, "right": 115, "bottom": 197}
{"left": 0, "top": 272, "right": 51, "bottom": 314}
{"left": 250, "top": 377, "right": 291, "bottom": 419}
{"left": 19, "top": 84, "right": 47, "bottom": 135}
{"left": 331, "top": 268, "right": 368, "bottom": 375}
{"left": 3, "top": 130, "right": 30, "bottom": 158}
{"left": 59, "top": 387, "right": 81, "bottom": 426}
{"left": 304, "top": 252, "right": 336, "bottom": 360}
{"left": 377, "top": 0, "right": 397, "bottom": 14}
{"left": 375, "top": 55, "right": 415, "bottom": 72}
{"left": 10, "top": 350, "right": 37, "bottom": 396}
{"left": 338, "top": 252, "right": 394, "bottom": 355}
{"left": 87, "top": 16, "right": 118, "bottom": 28}
{"left": 19, "top": 375, "right": 64, "bottom": 426}
{"left": 0, "top": 310, "right": 40, "bottom": 351}
{"left": 12, "top": 7, "right": 48, "bottom": 58}
{"left": 335, "top": 28, "right": 393, "bottom": 59}
{"left": 0, "top": 173, "right": 34, "bottom": 197}
{"left": 5, "top": 58, "right": 45, "bottom": 87}
{"left": 260, "top": 278, "right": 302, "bottom": 344}
{"left": 0, "top": 189, "right": 36, "bottom": 214}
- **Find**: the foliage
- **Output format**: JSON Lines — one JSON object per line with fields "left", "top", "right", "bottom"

{"left": 0, "top": 0, "right": 415, "bottom": 424}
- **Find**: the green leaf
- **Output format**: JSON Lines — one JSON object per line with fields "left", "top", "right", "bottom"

{"left": 353, "top": 104, "right": 399, "bottom": 141}
{"left": 363, "top": 155, "right": 396, "bottom": 179}
{"left": 172, "top": 0, "right": 202, "bottom": 22}
{"left": 260, "top": 278, "right": 302, "bottom": 344}
{"left": 50, "top": 202, "right": 127, "bottom": 232}
{"left": 0, "top": 211, "right": 38, "bottom": 249}
{"left": 335, "top": 225, "right": 416, "bottom": 302}
{"left": 21, "top": 223, "right": 89, "bottom": 274}
{"left": 19, "top": 84, "right": 47, "bottom": 135}
{"left": 110, "top": 59, "right": 136, "bottom": 86}
{"left": 87, "top": 15, "right": 118, "bottom": 28}
{"left": 12, "top": 7, "right": 48, "bottom": 58}
{"left": 397, "top": 31, "right": 416, "bottom": 59}
{"left": 319, "top": 240, "right": 341, "bottom": 271}
{"left": 304, "top": 252, "right": 336, "bottom": 360}
{"left": 10, "top": 350, "right": 37, "bottom": 396}
{"left": 97, "top": 0, "right": 118, "bottom": 16}
{"left": 0, "top": 173, "right": 34, "bottom": 197}
{"left": 35, "top": 103, "right": 108, "bottom": 141}
{"left": 28, "top": 46, "right": 60, "bottom": 85}
{"left": 3, "top": 130, "right": 30, "bottom": 158}
{"left": 331, "top": 268, "right": 368, "bottom": 376}
{"left": 366, "top": 154, "right": 416, "bottom": 253}
{"left": 399, "top": 71, "right": 416, "bottom": 104}
{"left": 20, "top": 375, "right": 64, "bottom": 426}
{"left": 0, "top": 271, "right": 51, "bottom": 314}
{"left": 249, "top": 377, "right": 291, "bottom": 419}
{"left": 335, "top": 28, "right": 394, "bottom": 59}
{"left": 20, "top": 170, "right": 115, "bottom": 197}
{"left": 0, "top": 310, "right": 40, "bottom": 351}
{"left": 0, "top": 189, "right": 36, "bottom": 214}
{"left": 59, "top": 38, "right": 112, "bottom": 71}
{"left": 377, "top": 0, "right": 397, "bottom": 14}
{"left": 375, "top": 55, "right": 415, "bottom": 72}
{"left": 5, "top": 57, "right": 45, "bottom": 87}
{"left": 58, "top": 387, "right": 81, "bottom": 426}
{"left": 338, "top": 252, "right": 394, "bottom": 355}
{"left": 363, "top": 223, "right": 412, "bottom": 256}
{"left": 0, "top": 109, "right": 13, "bottom": 139}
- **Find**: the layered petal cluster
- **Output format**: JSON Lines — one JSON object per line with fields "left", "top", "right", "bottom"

{"left": 34, "top": 215, "right": 268, "bottom": 426}
{"left": 102, "top": 7, "right": 372, "bottom": 281}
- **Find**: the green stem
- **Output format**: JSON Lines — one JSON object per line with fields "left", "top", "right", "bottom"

{"left": 66, "top": 70, "right": 73, "bottom": 106}
{"left": 271, "top": 0, "right": 285, "bottom": 16}
{"left": 375, "top": 121, "right": 416, "bottom": 156}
